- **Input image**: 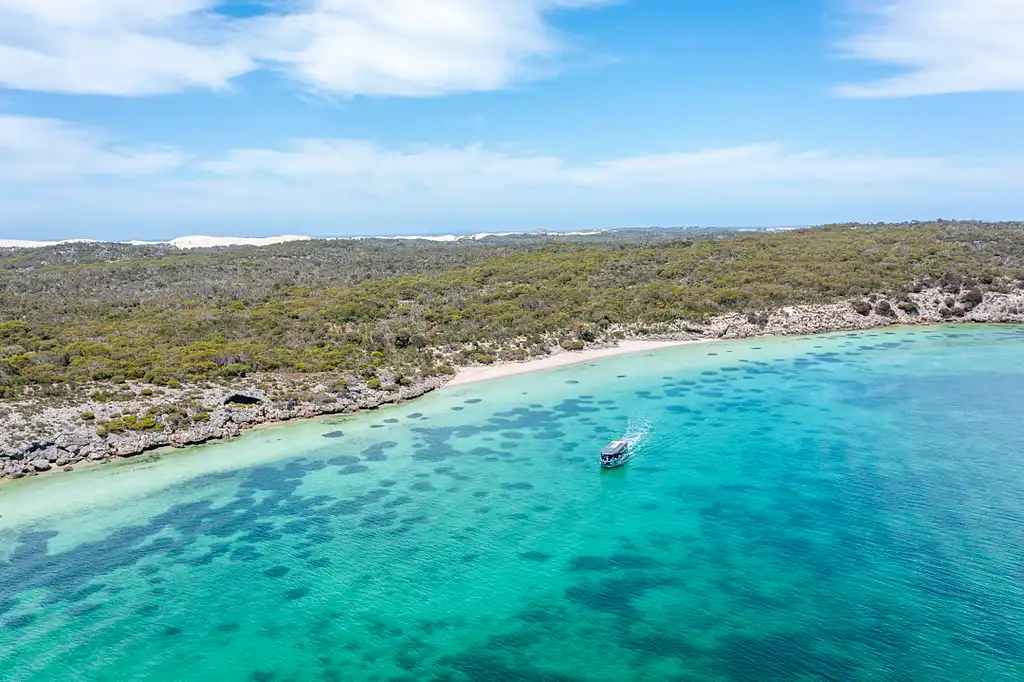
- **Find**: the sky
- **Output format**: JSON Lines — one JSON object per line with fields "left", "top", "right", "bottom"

{"left": 1, "top": 0, "right": 1023, "bottom": 240}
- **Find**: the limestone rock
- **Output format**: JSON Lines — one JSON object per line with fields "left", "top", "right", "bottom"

{"left": 3, "top": 460, "right": 25, "bottom": 477}
{"left": 37, "top": 446, "right": 62, "bottom": 463}
{"left": 55, "top": 432, "right": 91, "bottom": 453}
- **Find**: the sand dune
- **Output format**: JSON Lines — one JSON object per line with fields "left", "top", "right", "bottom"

{"left": 0, "top": 230, "right": 614, "bottom": 251}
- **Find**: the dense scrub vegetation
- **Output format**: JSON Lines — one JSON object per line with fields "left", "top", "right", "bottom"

{"left": 2, "top": 222, "right": 1023, "bottom": 399}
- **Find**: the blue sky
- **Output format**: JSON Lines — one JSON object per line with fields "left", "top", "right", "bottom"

{"left": 1, "top": 0, "right": 1022, "bottom": 240}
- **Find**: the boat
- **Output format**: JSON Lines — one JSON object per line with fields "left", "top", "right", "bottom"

{"left": 600, "top": 440, "right": 630, "bottom": 468}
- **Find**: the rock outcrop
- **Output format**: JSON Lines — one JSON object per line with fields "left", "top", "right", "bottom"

{"left": 0, "top": 375, "right": 444, "bottom": 480}
{"left": 628, "top": 287, "right": 1024, "bottom": 341}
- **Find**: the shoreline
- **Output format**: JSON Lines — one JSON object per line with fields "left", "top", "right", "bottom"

{"left": 4, "top": 285, "right": 1024, "bottom": 481}
{"left": 5, "top": 320, "right": 1019, "bottom": 489}
{"left": 444, "top": 339, "right": 712, "bottom": 387}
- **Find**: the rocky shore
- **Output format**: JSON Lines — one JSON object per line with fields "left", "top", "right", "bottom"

{"left": 2, "top": 286, "right": 1022, "bottom": 480}
{"left": 0, "top": 375, "right": 446, "bottom": 480}
{"left": 648, "top": 284, "right": 1024, "bottom": 341}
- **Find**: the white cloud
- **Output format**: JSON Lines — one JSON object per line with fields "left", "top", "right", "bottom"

{"left": 2, "top": 117, "right": 1022, "bottom": 234}
{"left": 0, "top": 0, "right": 254, "bottom": 95}
{"left": 250, "top": 0, "right": 613, "bottom": 96}
{"left": 0, "top": 0, "right": 611, "bottom": 96}
{"left": 201, "top": 139, "right": 567, "bottom": 187}
{"left": 136, "top": 137, "right": 1024, "bottom": 229}
{"left": 835, "top": 0, "right": 1024, "bottom": 97}
{"left": 201, "top": 138, "right": 1017, "bottom": 190}
{"left": 246, "top": 1, "right": 546, "bottom": 96}
{"left": 0, "top": 116, "right": 185, "bottom": 180}
{"left": 2, "top": 115, "right": 1020, "bottom": 191}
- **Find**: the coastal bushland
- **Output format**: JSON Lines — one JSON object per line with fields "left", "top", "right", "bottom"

{"left": 2, "top": 221, "right": 1023, "bottom": 400}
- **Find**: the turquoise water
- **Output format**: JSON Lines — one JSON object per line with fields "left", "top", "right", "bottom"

{"left": 2, "top": 325, "right": 1024, "bottom": 681}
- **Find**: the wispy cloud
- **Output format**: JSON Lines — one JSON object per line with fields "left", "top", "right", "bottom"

{"left": 4, "top": 117, "right": 1021, "bottom": 233}
{"left": 0, "top": 0, "right": 612, "bottom": 97}
{"left": 6, "top": 114, "right": 1021, "bottom": 189}
{"left": 0, "top": 116, "right": 185, "bottom": 180}
{"left": 201, "top": 138, "right": 1017, "bottom": 189}
{"left": 834, "top": 0, "right": 1024, "bottom": 97}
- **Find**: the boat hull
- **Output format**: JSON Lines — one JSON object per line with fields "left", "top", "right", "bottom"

{"left": 600, "top": 456, "right": 628, "bottom": 469}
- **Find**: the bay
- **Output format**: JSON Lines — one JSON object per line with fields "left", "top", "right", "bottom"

{"left": 2, "top": 325, "right": 1024, "bottom": 681}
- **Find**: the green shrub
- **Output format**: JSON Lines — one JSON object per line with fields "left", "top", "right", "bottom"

{"left": 1, "top": 221, "right": 1022, "bottom": 402}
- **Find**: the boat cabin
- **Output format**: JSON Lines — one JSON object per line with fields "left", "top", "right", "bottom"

{"left": 601, "top": 440, "right": 628, "bottom": 457}
{"left": 600, "top": 440, "right": 629, "bottom": 468}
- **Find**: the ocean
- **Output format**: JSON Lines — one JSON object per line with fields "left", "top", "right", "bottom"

{"left": 1, "top": 325, "right": 1023, "bottom": 681}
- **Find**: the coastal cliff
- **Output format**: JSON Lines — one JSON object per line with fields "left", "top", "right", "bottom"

{"left": 2, "top": 286, "right": 1022, "bottom": 480}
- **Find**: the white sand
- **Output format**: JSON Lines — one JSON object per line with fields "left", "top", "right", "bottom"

{"left": 0, "top": 230, "right": 611, "bottom": 251}
{"left": 168, "top": 234, "right": 311, "bottom": 249}
{"left": 444, "top": 339, "right": 712, "bottom": 388}
{"left": 0, "top": 235, "right": 313, "bottom": 250}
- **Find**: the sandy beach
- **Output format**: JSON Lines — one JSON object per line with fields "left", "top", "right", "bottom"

{"left": 444, "top": 339, "right": 711, "bottom": 388}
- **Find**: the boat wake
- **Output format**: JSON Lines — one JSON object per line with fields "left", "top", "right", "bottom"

{"left": 622, "top": 418, "right": 653, "bottom": 458}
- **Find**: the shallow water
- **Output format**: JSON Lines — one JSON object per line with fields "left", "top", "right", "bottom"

{"left": 2, "top": 325, "right": 1024, "bottom": 681}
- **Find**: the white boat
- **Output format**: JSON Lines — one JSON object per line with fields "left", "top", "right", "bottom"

{"left": 600, "top": 440, "right": 629, "bottom": 468}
